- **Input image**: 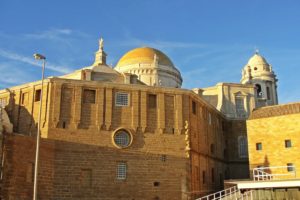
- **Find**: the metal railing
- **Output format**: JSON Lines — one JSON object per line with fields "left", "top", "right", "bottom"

{"left": 253, "top": 166, "right": 296, "bottom": 181}
{"left": 196, "top": 186, "right": 239, "bottom": 200}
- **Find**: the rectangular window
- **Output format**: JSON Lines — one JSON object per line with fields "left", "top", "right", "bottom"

{"left": 208, "top": 113, "right": 212, "bottom": 125}
{"left": 285, "top": 140, "right": 292, "bottom": 148}
{"left": 83, "top": 89, "right": 96, "bottom": 104}
{"left": 211, "top": 168, "right": 215, "bottom": 183}
{"left": 0, "top": 97, "right": 7, "bottom": 108}
{"left": 115, "top": 92, "right": 129, "bottom": 106}
{"left": 192, "top": 101, "right": 196, "bottom": 115}
{"left": 34, "top": 89, "right": 41, "bottom": 102}
{"left": 238, "top": 136, "right": 248, "bottom": 158}
{"left": 287, "top": 163, "right": 294, "bottom": 172}
{"left": 202, "top": 171, "right": 206, "bottom": 184}
{"left": 80, "top": 169, "right": 92, "bottom": 187}
{"left": 116, "top": 162, "right": 127, "bottom": 180}
{"left": 256, "top": 142, "right": 262, "bottom": 151}
{"left": 235, "top": 97, "right": 246, "bottom": 118}
{"left": 148, "top": 94, "right": 157, "bottom": 108}
{"left": 21, "top": 92, "right": 28, "bottom": 105}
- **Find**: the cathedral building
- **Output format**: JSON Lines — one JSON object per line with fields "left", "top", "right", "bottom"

{"left": 0, "top": 38, "right": 298, "bottom": 200}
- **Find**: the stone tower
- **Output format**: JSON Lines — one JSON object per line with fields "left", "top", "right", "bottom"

{"left": 241, "top": 51, "right": 278, "bottom": 107}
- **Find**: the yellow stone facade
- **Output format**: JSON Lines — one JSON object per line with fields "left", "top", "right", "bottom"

{"left": 247, "top": 103, "right": 300, "bottom": 179}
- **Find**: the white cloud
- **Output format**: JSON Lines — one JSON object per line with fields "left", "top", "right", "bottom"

{"left": 115, "top": 37, "right": 206, "bottom": 50}
{"left": 24, "top": 28, "right": 73, "bottom": 40}
{"left": 0, "top": 49, "right": 72, "bottom": 74}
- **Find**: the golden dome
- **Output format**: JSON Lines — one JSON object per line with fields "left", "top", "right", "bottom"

{"left": 116, "top": 47, "right": 175, "bottom": 68}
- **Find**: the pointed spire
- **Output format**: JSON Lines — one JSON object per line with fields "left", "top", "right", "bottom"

{"left": 93, "top": 36, "right": 107, "bottom": 66}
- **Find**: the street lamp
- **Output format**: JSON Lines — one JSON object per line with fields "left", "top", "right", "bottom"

{"left": 33, "top": 53, "right": 46, "bottom": 200}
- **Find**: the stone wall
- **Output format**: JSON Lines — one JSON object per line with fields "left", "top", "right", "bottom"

{"left": 247, "top": 109, "right": 300, "bottom": 179}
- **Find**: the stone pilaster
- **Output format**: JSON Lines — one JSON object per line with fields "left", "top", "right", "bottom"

{"left": 96, "top": 88, "right": 104, "bottom": 131}
{"left": 52, "top": 82, "right": 62, "bottom": 128}
{"left": 140, "top": 91, "right": 147, "bottom": 132}
{"left": 157, "top": 93, "right": 165, "bottom": 134}
{"left": 70, "top": 86, "right": 82, "bottom": 130}
{"left": 131, "top": 91, "right": 139, "bottom": 131}
{"left": 104, "top": 88, "right": 113, "bottom": 130}
{"left": 175, "top": 94, "right": 183, "bottom": 135}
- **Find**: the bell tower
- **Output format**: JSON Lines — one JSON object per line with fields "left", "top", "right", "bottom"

{"left": 241, "top": 51, "right": 278, "bottom": 107}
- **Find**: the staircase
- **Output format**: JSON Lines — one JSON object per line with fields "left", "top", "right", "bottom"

{"left": 195, "top": 186, "right": 253, "bottom": 200}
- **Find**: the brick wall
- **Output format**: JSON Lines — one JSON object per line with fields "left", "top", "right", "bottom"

{"left": 247, "top": 112, "right": 300, "bottom": 179}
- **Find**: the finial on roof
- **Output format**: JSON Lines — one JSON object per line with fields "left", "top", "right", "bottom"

{"left": 255, "top": 47, "right": 259, "bottom": 55}
{"left": 99, "top": 37, "right": 104, "bottom": 50}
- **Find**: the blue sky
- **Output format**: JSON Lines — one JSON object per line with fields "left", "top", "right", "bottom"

{"left": 1, "top": 0, "right": 300, "bottom": 103}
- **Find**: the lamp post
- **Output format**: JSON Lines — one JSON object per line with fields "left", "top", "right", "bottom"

{"left": 33, "top": 53, "right": 46, "bottom": 200}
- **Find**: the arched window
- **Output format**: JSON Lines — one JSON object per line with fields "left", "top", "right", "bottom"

{"left": 238, "top": 136, "right": 248, "bottom": 158}
{"left": 255, "top": 84, "right": 262, "bottom": 98}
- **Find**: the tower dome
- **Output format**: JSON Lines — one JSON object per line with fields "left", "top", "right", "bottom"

{"left": 241, "top": 51, "right": 278, "bottom": 107}
{"left": 115, "top": 47, "right": 182, "bottom": 88}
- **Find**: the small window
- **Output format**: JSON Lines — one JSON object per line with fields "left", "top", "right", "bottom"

{"left": 116, "top": 162, "right": 127, "bottom": 180}
{"left": 208, "top": 113, "right": 212, "bottom": 125}
{"left": 83, "top": 89, "right": 96, "bottom": 104}
{"left": 256, "top": 143, "right": 262, "bottom": 151}
{"left": 285, "top": 140, "right": 292, "bottom": 148}
{"left": 21, "top": 92, "right": 28, "bottom": 105}
{"left": 210, "top": 144, "right": 215, "bottom": 154}
{"left": 202, "top": 171, "right": 206, "bottom": 184}
{"left": 160, "top": 154, "right": 167, "bottom": 162}
{"left": 211, "top": 168, "right": 215, "bottom": 183}
{"left": 148, "top": 94, "right": 157, "bottom": 108}
{"left": 153, "top": 181, "right": 160, "bottom": 187}
{"left": 34, "top": 89, "right": 41, "bottom": 102}
{"left": 287, "top": 163, "right": 294, "bottom": 172}
{"left": 115, "top": 92, "right": 129, "bottom": 106}
{"left": 192, "top": 101, "right": 196, "bottom": 115}
{"left": 113, "top": 129, "right": 132, "bottom": 148}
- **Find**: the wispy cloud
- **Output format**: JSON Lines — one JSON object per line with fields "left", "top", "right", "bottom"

{"left": 24, "top": 28, "right": 72, "bottom": 40}
{"left": 0, "top": 49, "right": 72, "bottom": 74}
{"left": 115, "top": 37, "right": 207, "bottom": 50}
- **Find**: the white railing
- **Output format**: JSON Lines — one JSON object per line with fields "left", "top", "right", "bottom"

{"left": 253, "top": 166, "right": 296, "bottom": 181}
{"left": 239, "top": 190, "right": 253, "bottom": 200}
{"left": 196, "top": 186, "right": 239, "bottom": 200}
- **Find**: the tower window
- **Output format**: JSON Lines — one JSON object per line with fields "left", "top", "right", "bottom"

{"left": 255, "top": 84, "right": 262, "bottom": 98}
{"left": 285, "top": 140, "right": 292, "bottom": 148}
{"left": 256, "top": 142, "right": 262, "bottom": 151}
{"left": 266, "top": 87, "right": 271, "bottom": 100}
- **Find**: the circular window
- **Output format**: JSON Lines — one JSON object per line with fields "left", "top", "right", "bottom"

{"left": 254, "top": 67, "right": 258, "bottom": 70}
{"left": 113, "top": 129, "right": 132, "bottom": 148}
